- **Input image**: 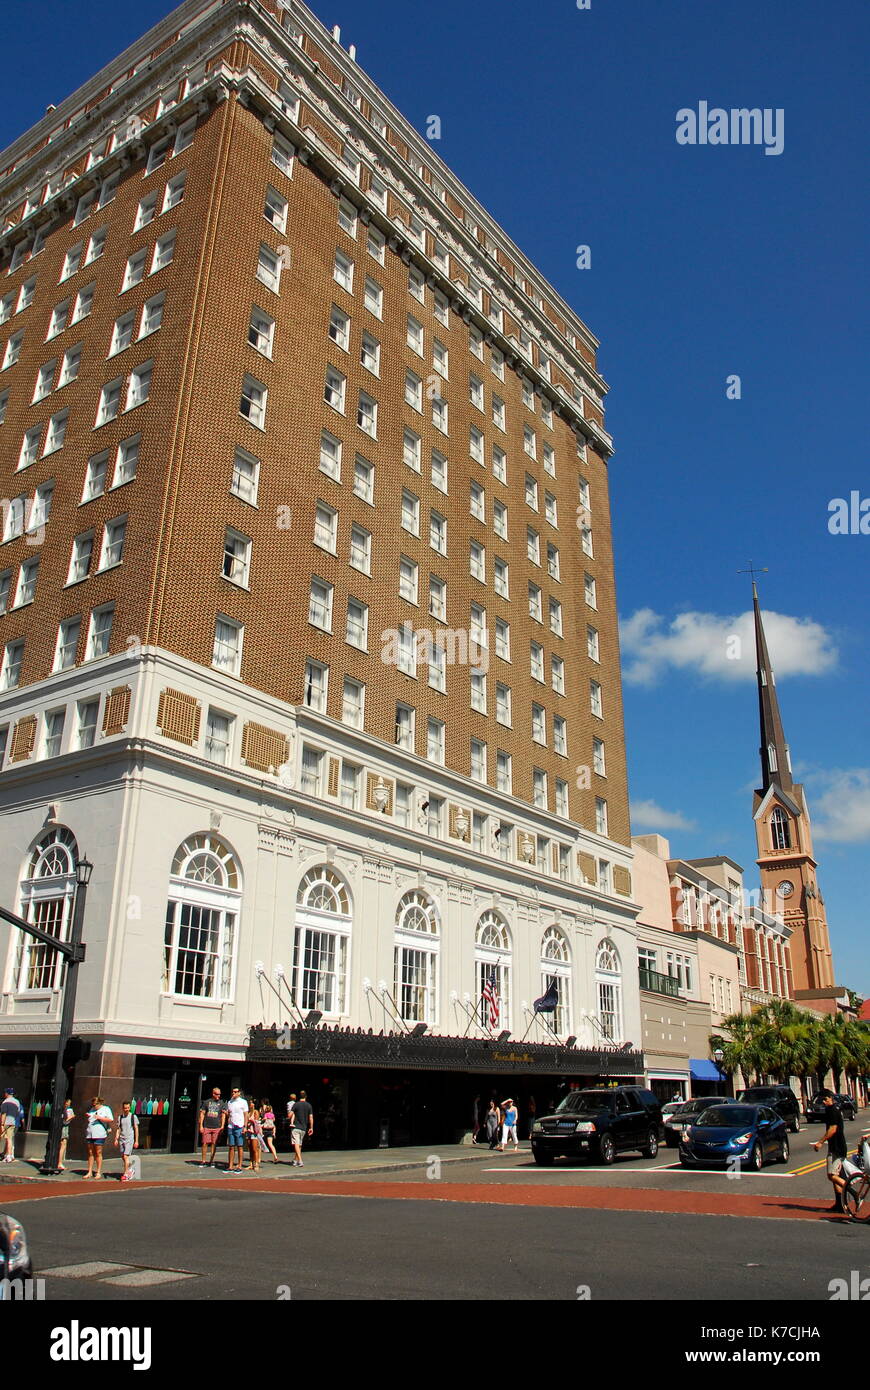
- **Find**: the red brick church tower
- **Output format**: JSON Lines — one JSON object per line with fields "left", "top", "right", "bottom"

{"left": 750, "top": 582, "right": 838, "bottom": 1001}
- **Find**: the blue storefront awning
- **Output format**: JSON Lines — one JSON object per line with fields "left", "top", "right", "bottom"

{"left": 690, "top": 1058, "right": 724, "bottom": 1082}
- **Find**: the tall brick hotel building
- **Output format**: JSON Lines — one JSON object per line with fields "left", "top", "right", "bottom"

{"left": 0, "top": 0, "right": 646, "bottom": 1150}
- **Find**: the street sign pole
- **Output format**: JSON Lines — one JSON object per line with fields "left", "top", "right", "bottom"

{"left": 40, "top": 860, "right": 91, "bottom": 1174}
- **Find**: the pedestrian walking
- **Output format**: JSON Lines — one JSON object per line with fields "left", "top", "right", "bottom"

{"left": 260, "top": 1100, "right": 279, "bottom": 1163}
{"left": 198, "top": 1087, "right": 227, "bottom": 1167}
{"left": 246, "top": 1106, "right": 264, "bottom": 1173}
{"left": 499, "top": 1097, "right": 519, "bottom": 1152}
{"left": 84, "top": 1096, "right": 114, "bottom": 1179}
{"left": 471, "top": 1094, "right": 482, "bottom": 1145}
{"left": 290, "top": 1090, "right": 313, "bottom": 1167}
{"left": 114, "top": 1101, "right": 139, "bottom": 1182}
{"left": 485, "top": 1098, "right": 500, "bottom": 1150}
{"left": 286, "top": 1092, "right": 297, "bottom": 1138}
{"left": 58, "top": 1098, "right": 74, "bottom": 1172}
{"left": 224, "top": 1087, "right": 249, "bottom": 1172}
{"left": 0, "top": 1089, "right": 22, "bottom": 1163}
{"left": 812, "top": 1089, "right": 849, "bottom": 1213}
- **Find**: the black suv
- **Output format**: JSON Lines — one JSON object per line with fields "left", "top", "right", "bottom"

{"left": 736, "top": 1085, "right": 802, "bottom": 1133}
{"left": 806, "top": 1092, "right": 857, "bottom": 1123}
{"left": 531, "top": 1087, "right": 662, "bottom": 1166}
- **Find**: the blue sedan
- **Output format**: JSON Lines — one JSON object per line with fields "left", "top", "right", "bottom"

{"left": 679, "top": 1103, "right": 790, "bottom": 1170}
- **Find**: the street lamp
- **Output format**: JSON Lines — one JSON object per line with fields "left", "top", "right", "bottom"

{"left": 40, "top": 856, "right": 92, "bottom": 1174}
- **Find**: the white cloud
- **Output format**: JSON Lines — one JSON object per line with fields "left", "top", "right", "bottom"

{"left": 809, "top": 769, "right": 870, "bottom": 844}
{"left": 630, "top": 799, "right": 697, "bottom": 832}
{"left": 619, "top": 607, "right": 838, "bottom": 686}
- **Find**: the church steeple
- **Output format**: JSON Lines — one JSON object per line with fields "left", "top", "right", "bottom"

{"left": 753, "top": 582, "right": 794, "bottom": 796}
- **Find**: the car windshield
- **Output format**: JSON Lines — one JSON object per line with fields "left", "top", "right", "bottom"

{"left": 694, "top": 1105, "right": 756, "bottom": 1128}
{"left": 555, "top": 1092, "right": 611, "bottom": 1115}
{"left": 737, "top": 1089, "right": 775, "bottom": 1101}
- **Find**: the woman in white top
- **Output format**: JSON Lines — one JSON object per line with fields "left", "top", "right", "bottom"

{"left": 84, "top": 1095, "right": 114, "bottom": 1179}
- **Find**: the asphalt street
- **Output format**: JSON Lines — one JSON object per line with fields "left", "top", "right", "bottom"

{"left": 4, "top": 1122, "right": 868, "bottom": 1301}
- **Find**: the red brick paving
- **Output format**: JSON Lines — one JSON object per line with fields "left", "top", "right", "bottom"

{"left": 0, "top": 1176, "right": 841, "bottom": 1223}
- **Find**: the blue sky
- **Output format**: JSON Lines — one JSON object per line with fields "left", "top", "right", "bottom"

{"left": 3, "top": 0, "right": 867, "bottom": 990}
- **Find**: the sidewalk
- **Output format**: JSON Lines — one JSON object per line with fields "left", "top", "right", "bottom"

{"left": 0, "top": 1141, "right": 524, "bottom": 1185}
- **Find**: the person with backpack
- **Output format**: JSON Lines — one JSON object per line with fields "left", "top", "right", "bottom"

{"left": 114, "top": 1101, "right": 139, "bottom": 1182}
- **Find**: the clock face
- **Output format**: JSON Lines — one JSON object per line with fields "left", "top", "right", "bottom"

{"left": 777, "top": 880, "right": 795, "bottom": 900}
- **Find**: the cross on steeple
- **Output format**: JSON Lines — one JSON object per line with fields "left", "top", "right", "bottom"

{"left": 738, "top": 561, "right": 769, "bottom": 599}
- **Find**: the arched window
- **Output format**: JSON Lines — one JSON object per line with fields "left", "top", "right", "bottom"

{"left": 770, "top": 807, "right": 791, "bottom": 851}
{"left": 394, "top": 890, "right": 439, "bottom": 1024}
{"left": 595, "top": 938, "right": 622, "bottom": 1042}
{"left": 292, "top": 867, "right": 352, "bottom": 1016}
{"left": 539, "top": 924, "right": 571, "bottom": 1036}
{"left": 163, "top": 834, "right": 241, "bottom": 1001}
{"left": 13, "top": 828, "right": 78, "bottom": 992}
{"left": 475, "top": 910, "right": 511, "bottom": 1031}
{"left": 767, "top": 742, "right": 778, "bottom": 774}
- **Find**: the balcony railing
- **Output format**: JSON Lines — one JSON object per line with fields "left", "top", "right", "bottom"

{"left": 639, "top": 967, "right": 682, "bottom": 998}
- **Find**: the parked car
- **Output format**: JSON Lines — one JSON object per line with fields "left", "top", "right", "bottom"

{"left": 661, "top": 1098, "right": 687, "bottom": 1123}
{"left": 662, "top": 1096, "right": 728, "bottom": 1147}
{"left": 531, "top": 1087, "right": 662, "bottom": 1166}
{"left": 0, "top": 1214, "right": 32, "bottom": 1295}
{"left": 805, "top": 1091, "right": 857, "bottom": 1123}
{"left": 736, "top": 1084, "right": 802, "bottom": 1132}
{"left": 679, "top": 1103, "right": 790, "bottom": 1170}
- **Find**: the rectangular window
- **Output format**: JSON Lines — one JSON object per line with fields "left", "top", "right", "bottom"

{"left": 304, "top": 659, "right": 329, "bottom": 713}
{"left": 346, "top": 597, "right": 368, "bottom": 650}
{"left": 469, "top": 374, "right": 484, "bottom": 411}
{"left": 257, "top": 244, "right": 282, "bottom": 293}
{"left": 469, "top": 426, "right": 484, "bottom": 465}
{"left": 551, "top": 655, "right": 565, "bottom": 695}
{"left": 407, "top": 315, "right": 423, "bottom": 355}
{"left": 470, "top": 670, "right": 487, "bottom": 714}
{"left": 110, "top": 312, "right": 135, "bottom": 356}
{"left": 495, "top": 619, "right": 510, "bottom": 661}
{"left": 545, "top": 492, "right": 558, "bottom": 527}
{"left": 95, "top": 378, "right": 122, "bottom": 427}
{"left": 543, "top": 443, "right": 556, "bottom": 476}
{"left": 581, "top": 525, "right": 594, "bottom": 558}
{"left": 46, "top": 302, "right": 69, "bottom": 340}
{"left": 493, "top": 557, "right": 509, "bottom": 597}
{"left": 0, "top": 640, "right": 23, "bottom": 690}
{"left": 492, "top": 396, "right": 505, "bottom": 431}
{"left": 395, "top": 703, "right": 415, "bottom": 751}
{"left": 496, "top": 751, "right": 512, "bottom": 794}
{"left": 427, "top": 717, "right": 445, "bottom": 762}
{"left": 19, "top": 426, "right": 43, "bottom": 469}
{"left": 204, "top": 710, "right": 233, "bottom": 766}
{"left": 328, "top": 304, "right": 350, "bottom": 351}
{"left": 308, "top": 578, "right": 333, "bottom": 632}
{"left": 340, "top": 762, "right": 362, "bottom": 811}
{"left": 341, "top": 677, "right": 365, "bottom": 729}
{"left": 584, "top": 572, "right": 597, "bottom": 608}
{"left": 492, "top": 446, "right": 507, "bottom": 482}
{"left": 399, "top": 554, "right": 419, "bottom": 602}
{"left": 163, "top": 172, "right": 186, "bottom": 213}
{"left": 593, "top": 737, "right": 606, "bottom": 776}
{"left": 14, "top": 558, "right": 39, "bottom": 608}
{"left": 428, "top": 643, "right": 446, "bottom": 693}
{"left": 527, "top": 527, "right": 540, "bottom": 566}
{"left": 555, "top": 782, "right": 569, "bottom": 819}
{"left": 324, "top": 366, "right": 346, "bottom": 413}
{"left": 360, "top": 331, "right": 380, "bottom": 375}
{"left": 357, "top": 390, "right": 377, "bottom": 437}
{"left": 240, "top": 374, "right": 267, "bottom": 427}
{"left": 122, "top": 249, "right": 147, "bottom": 293}
{"left": 490, "top": 348, "right": 504, "bottom": 380}
{"left": 300, "top": 745, "right": 324, "bottom": 795}
{"left": 364, "top": 277, "right": 383, "bottom": 317}
{"left": 271, "top": 135, "right": 295, "bottom": 176}
{"left": 2, "top": 331, "right": 24, "bottom": 368}
{"left": 319, "top": 431, "right": 341, "bottom": 480}
{"left": 248, "top": 306, "right": 274, "bottom": 356}
{"left": 470, "top": 480, "right": 485, "bottom": 521}
{"left": 221, "top": 527, "right": 250, "bottom": 586}
{"left": 212, "top": 617, "right": 243, "bottom": 675}
{"left": 431, "top": 450, "right": 448, "bottom": 492}
{"left": 70, "top": 285, "right": 94, "bottom": 324}
{"left": 313, "top": 501, "right": 338, "bottom": 553}
{"left": 429, "top": 575, "right": 446, "bottom": 621}
{"left": 430, "top": 510, "right": 446, "bottom": 554}
{"left": 61, "top": 244, "right": 83, "bottom": 281}
{"left": 433, "top": 338, "right": 448, "bottom": 377}
{"left": 549, "top": 599, "right": 563, "bottom": 637}
{"left": 57, "top": 344, "right": 82, "bottom": 388}
{"left": 403, "top": 428, "right": 421, "bottom": 472}
{"left": 547, "top": 544, "right": 560, "bottom": 581}
{"left": 44, "top": 709, "right": 66, "bottom": 760}
{"left": 532, "top": 704, "right": 546, "bottom": 745}
{"left": 67, "top": 532, "right": 93, "bottom": 584}
{"left": 150, "top": 230, "right": 176, "bottom": 274}
{"left": 525, "top": 475, "right": 539, "bottom": 510}
{"left": 533, "top": 767, "right": 547, "bottom": 810}
{"left": 590, "top": 680, "right": 603, "bottom": 718}
{"left": 125, "top": 361, "right": 152, "bottom": 411}
{"left": 595, "top": 798, "right": 608, "bottom": 836}
{"left": 400, "top": 494, "right": 416, "bottom": 536}
{"left": 338, "top": 197, "right": 358, "bottom": 236}
{"left": 528, "top": 583, "right": 542, "bottom": 622}
{"left": 397, "top": 623, "right": 416, "bottom": 675}
{"left": 54, "top": 617, "right": 80, "bottom": 671}
{"left": 349, "top": 523, "right": 371, "bottom": 574}
{"left": 404, "top": 370, "right": 422, "bottom": 411}
{"left": 86, "top": 604, "right": 114, "bottom": 660}
{"left": 470, "top": 738, "right": 487, "bottom": 783}
{"left": 496, "top": 683, "right": 511, "bottom": 725}
{"left": 33, "top": 360, "right": 56, "bottom": 402}
{"left": 367, "top": 226, "right": 385, "bottom": 263}
{"left": 353, "top": 456, "right": 374, "bottom": 503}
{"left": 553, "top": 715, "right": 567, "bottom": 756}
{"left": 76, "top": 698, "right": 99, "bottom": 750}
{"left": 470, "top": 541, "right": 485, "bottom": 581}
{"left": 530, "top": 642, "right": 545, "bottom": 681}
{"left": 135, "top": 194, "right": 158, "bottom": 231}
{"left": 231, "top": 446, "right": 258, "bottom": 504}
{"left": 0, "top": 571, "right": 10, "bottom": 616}
{"left": 587, "top": 626, "right": 600, "bottom": 662}
{"left": 333, "top": 250, "right": 354, "bottom": 292}
{"left": 82, "top": 452, "right": 108, "bottom": 502}
{"left": 264, "top": 186, "right": 288, "bottom": 234}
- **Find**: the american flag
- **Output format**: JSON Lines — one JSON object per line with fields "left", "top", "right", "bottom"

{"left": 482, "top": 973, "right": 499, "bottom": 1029}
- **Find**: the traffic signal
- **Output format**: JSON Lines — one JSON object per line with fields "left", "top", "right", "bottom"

{"left": 62, "top": 1037, "right": 91, "bottom": 1069}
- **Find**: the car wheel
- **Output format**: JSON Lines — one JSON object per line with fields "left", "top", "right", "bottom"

{"left": 750, "top": 1142, "right": 763, "bottom": 1172}
{"left": 598, "top": 1134, "right": 616, "bottom": 1165}
{"left": 641, "top": 1128, "right": 659, "bottom": 1159}
{"left": 533, "top": 1150, "right": 554, "bottom": 1167}
{"left": 778, "top": 1136, "right": 790, "bottom": 1164}
{"left": 789, "top": 1114, "right": 800, "bottom": 1133}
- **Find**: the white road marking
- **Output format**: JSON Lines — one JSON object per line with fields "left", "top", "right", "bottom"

{"left": 102, "top": 1269, "right": 198, "bottom": 1287}
{"left": 40, "top": 1261, "right": 136, "bottom": 1278}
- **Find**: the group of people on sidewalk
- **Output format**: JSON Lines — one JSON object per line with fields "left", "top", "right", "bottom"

{"left": 1, "top": 1087, "right": 135, "bottom": 1180}
{"left": 471, "top": 1097, "right": 523, "bottom": 1152}
{"left": 198, "top": 1087, "right": 314, "bottom": 1171}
